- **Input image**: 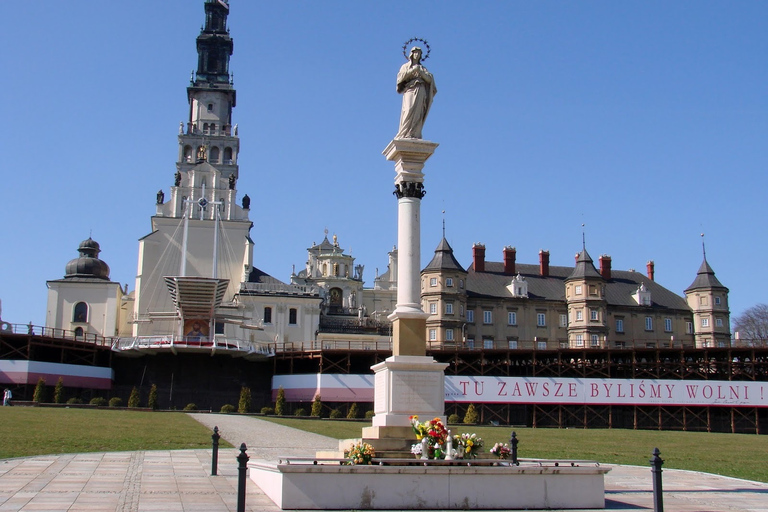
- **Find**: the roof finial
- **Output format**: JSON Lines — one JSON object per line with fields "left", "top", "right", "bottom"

{"left": 581, "top": 223, "right": 586, "bottom": 250}
{"left": 442, "top": 210, "right": 446, "bottom": 239}
{"left": 701, "top": 233, "right": 706, "bottom": 260}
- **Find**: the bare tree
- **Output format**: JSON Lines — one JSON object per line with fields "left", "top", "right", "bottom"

{"left": 733, "top": 304, "right": 768, "bottom": 343}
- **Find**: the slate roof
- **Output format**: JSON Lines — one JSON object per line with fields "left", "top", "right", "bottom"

{"left": 424, "top": 238, "right": 466, "bottom": 272}
{"left": 247, "top": 267, "right": 286, "bottom": 285}
{"left": 567, "top": 249, "right": 602, "bottom": 280}
{"left": 464, "top": 261, "right": 691, "bottom": 311}
{"left": 685, "top": 259, "right": 727, "bottom": 292}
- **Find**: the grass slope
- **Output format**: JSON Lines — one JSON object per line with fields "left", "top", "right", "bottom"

{"left": 260, "top": 417, "right": 768, "bottom": 483}
{"left": 0, "top": 408, "right": 231, "bottom": 459}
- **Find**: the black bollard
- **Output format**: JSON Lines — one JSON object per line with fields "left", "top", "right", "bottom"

{"left": 211, "top": 426, "right": 220, "bottom": 476}
{"left": 510, "top": 431, "right": 519, "bottom": 466}
{"left": 237, "top": 443, "right": 249, "bottom": 512}
{"left": 650, "top": 447, "right": 664, "bottom": 512}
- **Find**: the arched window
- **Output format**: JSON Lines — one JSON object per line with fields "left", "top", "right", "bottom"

{"left": 73, "top": 302, "right": 88, "bottom": 323}
{"left": 223, "top": 147, "right": 233, "bottom": 164}
{"left": 74, "top": 327, "right": 84, "bottom": 337}
{"left": 203, "top": 123, "right": 209, "bottom": 134}
{"left": 209, "top": 146, "right": 220, "bottom": 162}
{"left": 184, "top": 145, "right": 193, "bottom": 162}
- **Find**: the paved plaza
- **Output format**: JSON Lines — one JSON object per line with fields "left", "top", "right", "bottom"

{"left": 0, "top": 414, "right": 766, "bottom": 511}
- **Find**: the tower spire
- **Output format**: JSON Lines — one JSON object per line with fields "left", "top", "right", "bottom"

{"left": 701, "top": 233, "right": 707, "bottom": 260}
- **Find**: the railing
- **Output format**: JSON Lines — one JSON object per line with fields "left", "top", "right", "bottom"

{"left": 114, "top": 335, "right": 274, "bottom": 355}
{"left": 319, "top": 316, "right": 392, "bottom": 336}
{"left": 239, "top": 282, "right": 319, "bottom": 296}
{"left": 0, "top": 322, "right": 117, "bottom": 348}
{"left": 275, "top": 340, "right": 392, "bottom": 352}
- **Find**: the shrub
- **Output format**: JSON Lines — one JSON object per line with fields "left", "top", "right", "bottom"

{"left": 364, "top": 410, "right": 375, "bottom": 420}
{"left": 238, "top": 386, "right": 252, "bottom": 414}
{"left": 109, "top": 397, "right": 123, "bottom": 408}
{"left": 184, "top": 403, "right": 198, "bottom": 411}
{"left": 32, "top": 377, "right": 46, "bottom": 403}
{"left": 89, "top": 397, "right": 108, "bottom": 407}
{"left": 148, "top": 384, "right": 159, "bottom": 410}
{"left": 294, "top": 408, "right": 306, "bottom": 417}
{"left": 447, "top": 413, "right": 461, "bottom": 424}
{"left": 463, "top": 404, "right": 480, "bottom": 424}
{"left": 310, "top": 394, "right": 322, "bottom": 417}
{"left": 127, "top": 387, "right": 141, "bottom": 408}
{"left": 275, "top": 386, "right": 286, "bottom": 416}
{"left": 329, "top": 408, "right": 343, "bottom": 419}
{"left": 260, "top": 406, "right": 275, "bottom": 415}
{"left": 220, "top": 404, "right": 236, "bottom": 413}
{"left": 66, "top": 397, "right": 83, "bottom": 405}
{"left": 347, "top": 402, "right": 359, "bottom": 419}
{"left": 53, "top": 377, "right": 65, "bottom": 404}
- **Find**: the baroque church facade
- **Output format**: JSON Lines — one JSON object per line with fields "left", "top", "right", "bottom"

{"left": 44, "top": 0, "right": 731, "bottom": 357}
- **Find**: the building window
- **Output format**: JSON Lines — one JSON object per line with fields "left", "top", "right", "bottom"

{"left": 429, "top": 329, "right": 437, "bottom": 341}
{"left": 508, "top": 339, "right": 518, "bottom": 349}
{"left": 537, "top": 313, "right": 546, "bottom": 327}
{"left": 700, "top": 296, "right": 708, "bottom": 306}
{"left": 467, "top": 310, "right": 474, "bottom": 323}
{"left": 73, "top": 302, "right": 88, "bottom": 323}
{"left": 589, "top": 285, "right": 597, "bottom": 296}
{"left": 616, "top": 318, "right": 624, "bottom": 333}
{"left": 591, "top": 334, "right": 599, "bottom": 346}
{"left": 445, "top": 303, "right": 454, "bottom": 315}
{"left": 289, "top": 308, "right": 297, "bottom": 325}
{"left": 715, "top": 296, "right": 721, "bottom": 306}
{"left": 214, "top": 322, "right": 225, "bottom": 335}
{"left": 466, "top": 338, "right": 475, "bottom": 349}
{"left": 537, "top": 341, "right": 547, "bottom": 350}
{"left": 429, "top": 303, "right": 437, "bottom": 315}
{"left": 508, "top": 312, "right": 517, "bottom": 326}
{"left": 430, "top": 277, "right": 437, "bottom": 287}
{"left": 575, "top": 334, "right": 584, "bottom": 347}
{"left": 590, "top": 309, "right": 598, "bottom": 321}
{"left": 263, "top": 307, "right": 272, "bottom": 324}
{"left": 576, "top": 310, "right": 583, "bottom": 321}
{"left": 701, "top": 317, "right": 710, "bottom": 328}
{"left": 459, "top": 279, "right": 464, "bottom": 288}
{"left": 664, "top": 318, "right": 672, "bottom": 332}
{"left": 645, "top": 316, "right": 653, "bottom": 331}
{"left": 446, "top": 277, "right": 453, "bottom": 287}
{"left": 559, "top": 314, "right": 568, "bottom": 327}
{"left": 686, "top": 321, "right": 693, "bottom": 334}
{"left": 715, "top": 317, "right": 723, "bottom": 327}
{"left": 446, "top": 329, "right": 454, "bottom": 341}
{"left": 574, "top": 285, "right": 582, "bottom": 295}
{"left": 460, "top": 305, "right": 464, "bottom": 316}
{"left": 483, "top": 310, "right": 493, "bottom": 324}
{"left": 483, "top": 339, "right": 494, "bottom": 349}
{"left": 207, "top": 103, "right": 213, "bottom": 112}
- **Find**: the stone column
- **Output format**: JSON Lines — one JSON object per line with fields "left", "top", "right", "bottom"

{"left": 363, "top": 138, "right": 447, "bottom": 436}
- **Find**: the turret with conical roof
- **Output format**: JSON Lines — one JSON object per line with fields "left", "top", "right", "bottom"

{"left": 421, "top": 238, "right": 467, "bottom": 347}
{"left": 685, "top": 255, "right": 731, "bottom": 347}
{"left": 565, "top": 248, "right": 607, "bottom": 348}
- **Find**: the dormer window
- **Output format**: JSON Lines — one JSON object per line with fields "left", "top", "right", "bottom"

{"left": 507, "top": 274, "right": 528, "bottom": 298}
{"left": 633, "top": 283, "right": 652, "bottom": 306}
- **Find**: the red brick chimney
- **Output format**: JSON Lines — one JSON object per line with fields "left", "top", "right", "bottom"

{"left": 473, "top": 243, "right": 486, "bottom": 272}
{"left": 503, "top": 246, "right": 516, "bottom": 275}
{"left": 539, "top": 250, "right": 550, "bottom": 277}
{"left": 646, "top": 260, "right": 655, "bottom": 281}
{"left": 599, "top": 255, "right": 612, "bottom": 280}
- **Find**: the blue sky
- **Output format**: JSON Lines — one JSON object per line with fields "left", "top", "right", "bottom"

{"left": 2, "top": 1, "right": 766, "bottom": 328}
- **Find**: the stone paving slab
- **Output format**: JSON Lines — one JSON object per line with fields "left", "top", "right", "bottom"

{"left": 0, "top": 413, "right": 765, "bottom": 511}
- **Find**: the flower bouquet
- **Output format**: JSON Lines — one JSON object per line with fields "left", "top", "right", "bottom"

{"left": 346, "top": 442, "right": 375, "bottom": 465}
{"left": 456, "top": 433, "right": 484, "bottom": 459}
{"left": 490, "top": 442, "right": 511, "bottom": 460}
{"left": 409, "top": 415, "right": 449, "bottom": 459}
{"left": 410, "top": 443, "right": 423, "bottom": 458}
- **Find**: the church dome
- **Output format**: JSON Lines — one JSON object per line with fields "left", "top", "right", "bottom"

{"left": 64, "top": 238, "right": 111, "bottom": 280}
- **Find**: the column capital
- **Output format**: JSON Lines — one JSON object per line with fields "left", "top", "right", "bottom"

{"left": 383, "top": 138, "right": 439, "bottom": 181}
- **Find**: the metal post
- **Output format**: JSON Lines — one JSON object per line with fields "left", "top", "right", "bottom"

{"left": 237, "top": 443, "right": 249, "bottom": 512}
{"left": 510, "top": 431, "right": 519, "bottom": 466}
{"left": 211, "top": 426, "right": 220, "bottom": 476}
{"left": 650, "top": 447, "right": 664, "bottom": 512}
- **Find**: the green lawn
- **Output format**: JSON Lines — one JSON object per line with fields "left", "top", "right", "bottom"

{"left": 0, "top": 408, "right": 231, "bottom": 459}
{"left": 260, "top": 417, "right": 768, "bottom": 483}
